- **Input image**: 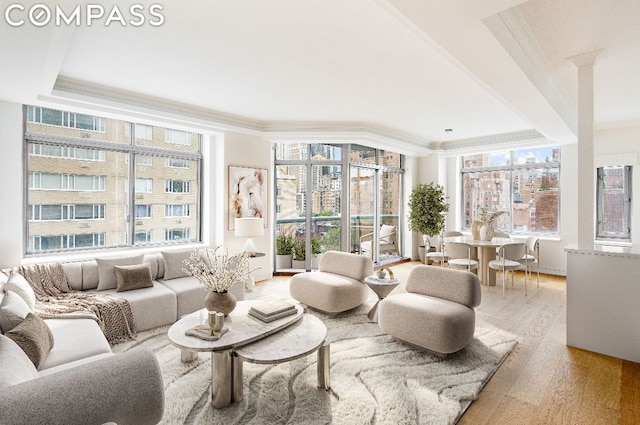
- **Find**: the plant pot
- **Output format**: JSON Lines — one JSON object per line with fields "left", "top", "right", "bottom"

{"left": 275, "top": 254, "right": 292, "bottom": 269}
{"left": 418, "top": 246, "right": 426, "bottom": 263}
{"left": 311, "top": 253, "right": 323, "bottom": 269}
{"left": 204, "top": 290, "right": 237, "bottom": 316}
{"left": 292, "top": 259, "right": 306, "bottom": 269}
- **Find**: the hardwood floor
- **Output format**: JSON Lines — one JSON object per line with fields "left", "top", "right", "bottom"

{"left": 386, "top": 261, "right": 639, "bottom": 425}
{"left": 261, "top": 261, "right": 639, "bottom": 424}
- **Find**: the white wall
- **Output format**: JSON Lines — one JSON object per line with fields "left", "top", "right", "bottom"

{"left": 0, "top": 101, "right": 25, "bottom": 268}
{"left": 223, "top": 132, "right": 273, "bottom": 281}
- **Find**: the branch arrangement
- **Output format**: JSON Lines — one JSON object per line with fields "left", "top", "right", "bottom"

{"left": 181, "top": 246, "right": 259, "bottom": 293}
{"left": 476, "top": 207, "right": 507, "bottom": 226}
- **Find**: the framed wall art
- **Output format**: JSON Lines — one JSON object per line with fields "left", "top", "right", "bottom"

{"left": 228, "top": 165, "right": 268, "bottom": 230}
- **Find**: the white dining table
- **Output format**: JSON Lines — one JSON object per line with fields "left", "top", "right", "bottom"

{"left": 444, "top": 236, "right": 512, "bottom": 286}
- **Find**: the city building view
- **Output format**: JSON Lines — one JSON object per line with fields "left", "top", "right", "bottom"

{"left": 275, "top": 143, "right": 402, "bottom": 269}
{"left": 26, "top": 106, "right": 201, "bottom": 253}
{"left": 461, "top": 147, "right": 561, "bottom": 233}
{"left": 596, "top": 165, "right": 632, "bottom": 239}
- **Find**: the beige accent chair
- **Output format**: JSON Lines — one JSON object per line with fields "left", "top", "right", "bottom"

{"left": 360, "top": 224, "right": 398, "bottom": 258}
{"left": 378, "top": 265, "right": 481, "bottom": 355}
{"left": 290, "top": 250, "right": 374, "bottom": 315}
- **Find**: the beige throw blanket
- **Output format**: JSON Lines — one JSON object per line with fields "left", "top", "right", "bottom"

{"left": 18, "top": 263, "right": 136, "bottom": 343}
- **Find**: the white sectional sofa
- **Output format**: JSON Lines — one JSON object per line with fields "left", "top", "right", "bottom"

{"left": 60, "top": 251, "right": 246, "bottom": 331}
{"left": 0, "top": 248, "right": 246, "bottom": 424}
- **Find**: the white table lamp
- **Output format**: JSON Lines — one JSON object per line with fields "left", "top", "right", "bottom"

{"left": 234, "top": 217, "right": 264, "bottom": 255}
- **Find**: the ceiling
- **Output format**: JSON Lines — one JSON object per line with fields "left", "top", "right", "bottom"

{"left": 0, "top": 0, "right": 638, "bottom": 154}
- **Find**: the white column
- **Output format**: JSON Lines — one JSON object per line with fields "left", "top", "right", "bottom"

{"left": 567, "top": 50, "right": 604, "bottom": 248}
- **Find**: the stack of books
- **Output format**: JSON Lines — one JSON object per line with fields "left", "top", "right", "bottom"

{"left": 249, "top": 299, "right": 297, "bottom": 323}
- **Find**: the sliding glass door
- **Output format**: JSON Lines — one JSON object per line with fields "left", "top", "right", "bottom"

{"left": 275, "top": 143, "right": 402, "bottom": 271}
{"left": 350, "top": 146, "right": 402, "bottom": 264}
{"left": 275, "top": 144, "right": 343, "bottom": 271}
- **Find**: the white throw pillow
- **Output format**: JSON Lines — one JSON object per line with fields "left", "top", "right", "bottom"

{"left": 0, "top": 271, "right": 8, "bottom": 291}
{"left": 95, "top": 255, "right": 145, "bottom": 291}
{"left": 379, "top": 225, "right": 396, "bottom": 244}
{"left": 0, "top": 334, "right": 39, "bottom": 389}
{"left": 5, "top": 272, "right": 36, "bottom": 311}
{"left": 0, "top": 291, "right": 32, "bottom": 333}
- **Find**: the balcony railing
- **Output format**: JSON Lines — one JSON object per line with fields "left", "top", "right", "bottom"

{"left": 275, "top": 214, "right": 399, "bottom": 254}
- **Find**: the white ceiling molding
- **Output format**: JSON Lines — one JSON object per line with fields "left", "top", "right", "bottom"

{"left": 484, "top": 8, "right": 577, "bottom": 135}
{"left": 263, "top": 122, "right": 432, "bottom": 155}
{"left": 50, "top": 77, "right": 263, "bottom": 134}
{"left": 47, "top": 77, "right": 555, "bottom": 158}
{"left": 50, "top": 76, "right": 436, "bottom": 153}
{"left": 596, "top": 118, "right": 640, "bottom": 131}
{"left": 433, "top": 129, "right": 552, "bottom": 157}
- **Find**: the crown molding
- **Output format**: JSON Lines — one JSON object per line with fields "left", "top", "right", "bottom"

{"left": 595, "top": 118, "right": 640, "bottom": 132}
{"left": 433, "top": 129, "right": 549, "bottom": 156}
{"left": 262, "top": 121, "right": 433, "bottom": 155}
{"left": 51, "top": 76, "right": 265, "bottom": 133}
{"left": 48, "top": 76, "right": 552, "bottom": 157}
{"left": 484, "top": 8, "right": 577, "bottom": 135}
{"left": 50, "top": 76, "right": 436, "bottom": 154}
{"left": 567, "top": 49, "right": 606, "bottom": 68}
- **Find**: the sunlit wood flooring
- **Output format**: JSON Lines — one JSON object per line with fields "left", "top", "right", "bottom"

{"left": 261, "top": 261, "right": 640, "bottom": 424}
{"left": 392, "top": 261, "right": 640, "bottom": 425}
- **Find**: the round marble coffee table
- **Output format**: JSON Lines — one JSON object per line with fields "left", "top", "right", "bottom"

{"left": 168, "top": 300, "right": 329, "bottom": 408}
{"left": 364, "top": 275, "right": 400, "bottom": 322}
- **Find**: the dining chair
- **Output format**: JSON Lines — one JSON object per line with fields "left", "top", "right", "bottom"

{"left": 489, "top": 243, "right": 527, "bottom": 299}
{"left": 493, "top": 231, "right": 510, "bottom": 259}
{"left": 444, "top": 241, "right": 478, "bottom": 272}
{"left": 427, "top": 231, "right": 463, "bottom": 266}
{"left": 521, "top": 236, "right": 540, "bottom": 287}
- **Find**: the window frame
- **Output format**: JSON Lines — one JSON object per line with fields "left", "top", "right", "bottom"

{"left": 596, "top": 165, "right": 632, "bottom": 241}
{"left": 460, "top": 148, "right": 561, "bottom": 235}
{"left": 24, "top": 106, "right": 203, "bottom": 255}
{"left": 27, "top": 106, "right": 106, "bottom": 133}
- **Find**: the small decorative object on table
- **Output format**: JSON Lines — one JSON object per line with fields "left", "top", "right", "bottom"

{"left": 475, "top": 207, "right": 507, "bottom": 241}
{"left": 373, "top": 267, "right": 394, "bottom": 280}
{"left": 182, "top": 245, "right": 258, "bottom": 316}
{"left": 185, "top": 311, "right": 228, "bottom": 341}
{"left": 248, "top": 299, "right": 297, "bottom": 323}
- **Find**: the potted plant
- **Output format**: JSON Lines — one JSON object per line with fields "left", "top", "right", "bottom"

{"left": 407, "top": 182, "right": 449, "bottom": 263}
{"left": 291, "top": 237, "right": 306, "bottom": 269}
{"left": 275, "top": 231, "right": 294, "bottom": 269}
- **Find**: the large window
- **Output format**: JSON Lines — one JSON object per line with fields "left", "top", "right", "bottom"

{"left": 274, "top": 143, "right": 403, "bottom": 270}
{"left": 25, "top": 105, "right": 202, "bottom": 254}
{"left": 461, "top": 147, "right": 560, "bottom": 234}
{"left": 596, "top": 166, "right": 632, "bottom": 240}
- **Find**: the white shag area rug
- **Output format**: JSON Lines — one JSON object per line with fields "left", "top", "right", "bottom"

{"left": 113, "top": 279, "right": 517, "bottom": 425}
